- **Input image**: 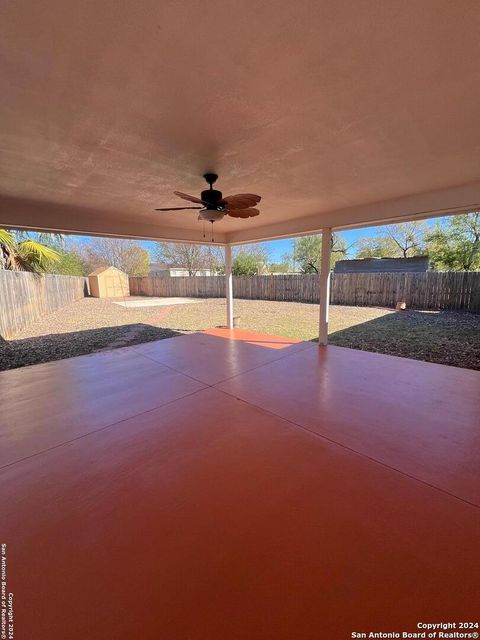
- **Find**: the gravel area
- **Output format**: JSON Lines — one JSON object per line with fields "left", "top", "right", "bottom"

{"left": 1, "top": 297, "right": 479, "bottom": 371}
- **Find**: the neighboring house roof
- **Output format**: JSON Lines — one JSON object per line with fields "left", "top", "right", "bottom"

{"left": 149, "top": 263, "right": 213, "bottom": 273}
{"left": 334, "top": 256, "right": 429, "bottom": 274}
{"left": 149, "top": 262, "right": 170, "bottom": 271}
{"left": 88, "top": 265, "right": 126, "bottom": 276}
{"left": 148, "top": 262, "right": 187, "bottom": 271}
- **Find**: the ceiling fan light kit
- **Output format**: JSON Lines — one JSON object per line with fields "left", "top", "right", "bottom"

{"left": 154, "top": 173, "right": 261, "bottom": 239}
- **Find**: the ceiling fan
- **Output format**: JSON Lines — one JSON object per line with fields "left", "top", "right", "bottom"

{"left": 155, "top": 173, "right": 261, "bottom": 223}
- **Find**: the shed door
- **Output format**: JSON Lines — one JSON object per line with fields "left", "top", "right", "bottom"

{"left": 105, "top": 275, "right": 123, "bottom": 297}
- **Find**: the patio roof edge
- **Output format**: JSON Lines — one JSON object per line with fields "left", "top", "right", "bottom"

{"left": 2, "top": 180, "right": 479, "bottom": 246}
{"left": 225, "top": 180, "right": 480, "bottom": 244}
{"left": 0, "top": 195, "right": 227, "bottom": 245}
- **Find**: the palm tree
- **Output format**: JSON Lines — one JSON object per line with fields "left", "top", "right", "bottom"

{"left": 0, "top": 229, "right": 60, "bottom": 273}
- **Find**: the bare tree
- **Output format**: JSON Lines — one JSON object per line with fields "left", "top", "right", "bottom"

{"left": 232, "top": 243, "right": 270, "bottom": 262}
{"left": 385, "top": 222, "right": 426, "bottom": 257}
{"left": 78, "top": 238, "right": 150, "bottom": 276}
{"left": 156, "top": 242, "right": 270, "bottom": 275}
{"left": 156, "top": 243, "right": 223, "bottom": 275}
{"left": 355, "top": 222, "right": 426, "bottom": 259}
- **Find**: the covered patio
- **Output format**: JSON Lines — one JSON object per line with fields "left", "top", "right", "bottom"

{"left": 1, "top": 0, "right": 480, "bottom": 637}
{"left": 1, "top": 329, "right": 479, "bottom": 638}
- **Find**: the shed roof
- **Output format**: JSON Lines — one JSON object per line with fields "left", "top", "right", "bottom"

{"left": 88, "top": 266, "right": 126, "bottom": 277}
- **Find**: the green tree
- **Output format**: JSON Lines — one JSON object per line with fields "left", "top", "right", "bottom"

{"left": 232, "top": 253, "right": 262, "bottom": 276}
{"left": 231, "top": 244, "right": 270, "bottom": 276}
{"left": 291, "top": 233, "right": 347, "bottom": 273}
{"left": 426, "top": 213, "right": 480, "bottom": 271}
{"left": 280, "top": 252, "right": 293, "bottom": 271}
{"left": 0, "top": 229, "right": 60, "bottom": 273}
{"left": 45, "top": 246, "right": 87, "bottom": 276}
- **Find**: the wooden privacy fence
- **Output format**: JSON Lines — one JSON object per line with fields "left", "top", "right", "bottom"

{"left": 331, "top": 271, "right": 480, "bottom": 311}
{"left": 0, "top": 271, "right": 88, "bottom": 338}
{"left": 130, "top": 271, "right": 480, "bottom": 312}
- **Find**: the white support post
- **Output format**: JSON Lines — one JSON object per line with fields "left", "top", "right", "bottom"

{"left": 318, "top": 228, "right": 332, "bottom": 346}
{"left": 225, "top": 244, "right": 234, "bottom": 329}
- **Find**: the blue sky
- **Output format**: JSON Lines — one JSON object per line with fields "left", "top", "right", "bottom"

{"left": 72, "top": 216, "right": 448, "bottom": 262}
{"left": 260, "top": 217, "right": 446, "bottom": 261}
{"left": 73, "top": 230, "right": 362, "bottom": 260}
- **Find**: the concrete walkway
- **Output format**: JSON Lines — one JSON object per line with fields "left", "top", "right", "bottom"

{"left": 112, "top": 296, "right": 203, "bottom": 308}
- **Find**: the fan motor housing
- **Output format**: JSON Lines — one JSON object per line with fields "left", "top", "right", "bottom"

{"left": 201, "top": 189, "right": 223, "bottom": 208}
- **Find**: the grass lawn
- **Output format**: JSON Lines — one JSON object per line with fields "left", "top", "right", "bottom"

{"left": 1, "top": 297, "right": 479, "bottom": 371}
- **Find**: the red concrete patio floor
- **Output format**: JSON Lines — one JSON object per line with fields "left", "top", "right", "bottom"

{"left": 1, "top": 329, "right": 479, "bottom": 639}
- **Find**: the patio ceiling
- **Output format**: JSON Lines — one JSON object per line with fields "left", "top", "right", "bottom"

{"left": 1, "top": 1, "right": 480, "bottom": 244}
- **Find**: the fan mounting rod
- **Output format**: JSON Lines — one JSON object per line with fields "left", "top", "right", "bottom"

{"left": 203, "top": 173, "right": 218, "bottom": 189}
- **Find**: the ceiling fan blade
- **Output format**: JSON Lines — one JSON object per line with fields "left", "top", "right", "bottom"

{"left": 174, "top": 191, "right": 205, "bottom": 204}
{"left": 222, "top": 193, "right": 261, "bottom": 210}
{"left": 227, "top": 208, "right": 260, "bottom": 218}
{"left": 154, "top": 206, "right": 203, "bottom": 211}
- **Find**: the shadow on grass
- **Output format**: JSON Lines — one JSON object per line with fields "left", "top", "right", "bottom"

{"left": 320, "top": 309, "right": 480, "bottom": 370}
{"left": 0, "top": 323, "right": 183, "bottom": 371}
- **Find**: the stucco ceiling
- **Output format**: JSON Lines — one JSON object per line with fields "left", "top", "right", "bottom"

{"left": 1, "top": 0, "right": 480, "bottom": 244}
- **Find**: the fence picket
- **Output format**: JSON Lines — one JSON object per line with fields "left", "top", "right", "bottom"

{"left": 129, "top": 272, "right": 480, "bottom": 312}
{"left": 0, "top": 271, "right": 87, "bottom": 338}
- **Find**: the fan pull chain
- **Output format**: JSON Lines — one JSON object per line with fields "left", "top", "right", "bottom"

{"left": 211, "top": 221, "right": 214, "bottom": 242}
{"left": 202, "top": 220, "right": 206, "bottom": 239}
